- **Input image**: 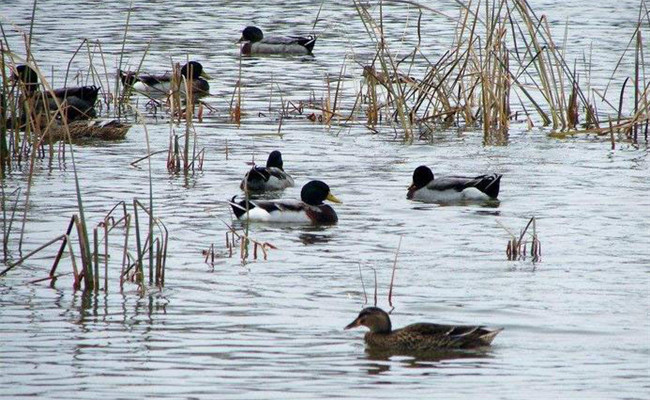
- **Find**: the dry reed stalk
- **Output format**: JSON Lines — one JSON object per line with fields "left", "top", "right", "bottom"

{"left": 229, "top": 56, "right": 242, "bottom": 124}
{"left": 387, "top": 236, "right": 402, "bottom": 312}
{"left": 502, "top": 216, "right": 541, "bottom": 262}
{"left": 358, "top": 263, "right": 368, "bottom": 305}
{"left": 221, "top": 220, "right": 276, "bottom": 263}
{"left": 349, "top": 0, "right": 646, "bottom": 140}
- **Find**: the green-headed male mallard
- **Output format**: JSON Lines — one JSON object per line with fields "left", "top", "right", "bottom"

{"left": 407, "top": 165, "right": 502, "bottom": 202}
{"left": 345, "top": 307, "right": 503, "bottom": 352}
{"left": 238, "top": 26, "right": 316, "bottom": 56}
{"left": 240, "top": 150, "right": 295, "bottom": 192}
{"left": 13, "top": 64, "right": 99, "bottom": 121}
{"left": 119, "top": 61, "right": 210, "bottom": 98}
{"left": 230, "top": 180, "right": 340, "bottom": 224}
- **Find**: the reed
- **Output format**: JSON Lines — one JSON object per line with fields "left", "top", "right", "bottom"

{"left": 500, "top": 216, "right": 541, "bottom": 263}
{"left": 229, "top": 56, "right": 242, "bottom": 124}
{"left": 1, "top": 199, "right": 168, "bottom": 291}
{"left": 221, "top": 220, "right": 277, "bottom": 264}
{"left": 355, "top": 237, "right": 402, "bottom": 312}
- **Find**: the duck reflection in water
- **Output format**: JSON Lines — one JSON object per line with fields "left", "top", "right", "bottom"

{"left": 361, "top": 347, "right": 495, "bottom": 375}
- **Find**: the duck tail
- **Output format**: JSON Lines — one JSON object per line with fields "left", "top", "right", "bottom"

{"left": 304, "top": 36, "right": 317, "bottom": 53}
{"left": 246, "top": 167, "right": 268, "bottom": 183}
{"left": 473, "top": 173, "right": 501, "bottom": 199}
{"left": 119, "top": 69, "right": 138, "bottom": 87}
{"left": 478, "top": 327, "right": 504, "bottom": 345}
{"left": 228, "top": 195, "right": 250, "bottom": 219}
{"left": 87, "top": 85, "right": 101, "bottom": 104}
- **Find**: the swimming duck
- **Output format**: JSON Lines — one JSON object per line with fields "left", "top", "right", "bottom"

{"left": 12, "top": 64, "right": 99, "bottom": 121}
{"left": 345, "top": 307, "right": 503, "bottom": 352}
{"left": 230, "top": 180, "right": 340, "bottom": 224}
{"left": 238, "top": 26, "right": 316, "bottom": 55}
{"left": 240, "top": 150, "right": 295, "bottom": 192}
{"left": 407, "top": 165, "right": 502, "bottom": 202}
{"left": 119, "top": 61, "right": 210, "bottom": 98}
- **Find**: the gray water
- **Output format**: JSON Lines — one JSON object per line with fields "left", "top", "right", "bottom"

{"left": 1, "top": 1, "right": 648, "bottom": 399}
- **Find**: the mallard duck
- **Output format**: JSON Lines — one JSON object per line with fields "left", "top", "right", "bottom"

{"left": 407, "top": 165, "right": 502, "bottom": 202}
{"left": 345, "top": 307, "right": 503, "bottom": 352}
{"left": 119, "top": 61, "right": 210, "bottom": 98}
{"left": 238, "top": 26, "right": 316, "bottom": 55}
{"left": 240, "top": 150, "right": 295, "bottom": 192}
{"left": 12, "top": 64, "right": 99, "bottom": 121}
{"left": 230, "top": 180, "right": 340, "bottom": 224}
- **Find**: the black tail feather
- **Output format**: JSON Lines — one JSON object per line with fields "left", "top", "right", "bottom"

{"left": 473, "top": 174, "right": 501, "bottom": 199}
{"left": 297, "top": 36, "right": 317, "bottom": 53}
{"left": 229, "top": 196, "right": 245, "bottom": 219}
{"left": 119, "top": 70, "right": 138, "bottom": 87}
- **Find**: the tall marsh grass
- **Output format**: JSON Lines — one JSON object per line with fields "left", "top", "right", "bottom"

{"left": 351, "top": 0, "right": 648, "bottom": 143}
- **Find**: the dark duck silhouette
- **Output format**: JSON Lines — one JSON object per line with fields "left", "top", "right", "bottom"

{"left": 12, "top": 64, "right": 99, "bottom": 122}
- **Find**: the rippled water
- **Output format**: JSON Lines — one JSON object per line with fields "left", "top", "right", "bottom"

{"left": 1, "top": 1, "right": 648, "bottom": 399}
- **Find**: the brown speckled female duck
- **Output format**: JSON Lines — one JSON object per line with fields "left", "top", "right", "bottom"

{"left": 345, "top": 307, "right": 503, "bottom": 351}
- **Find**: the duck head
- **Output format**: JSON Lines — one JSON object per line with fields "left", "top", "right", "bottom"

{"left": 12, "top": 64, "right": 40, "bottom": 94}
{"left": 239, "top": 26, "right": 264, "bottom": 43}
{"left": 180, "top": 61, "right": 211, "bottom": 80}
{"left": 345, "top": 307, "right": 392, "bottom": 334}
{"left": 301, "top": 180, "right": 341, "bottom": 206}
{"left": 266, "top": 150, "right": 284, "bottom": 170}
{"left": 408, "top": 165, "right": 434, "bottom": 192}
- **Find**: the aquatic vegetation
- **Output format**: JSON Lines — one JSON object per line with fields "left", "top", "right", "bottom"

{"left": 0, "top": 199, "right": 168, "bottom": 291}
{"left": 500, "top": 216, "right": 542, "bottom": 263}
{"left": 348, "top": 0, "right": 648, "bottom": 144}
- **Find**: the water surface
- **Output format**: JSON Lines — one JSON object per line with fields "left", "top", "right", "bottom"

{"left": 1, "top": 1, "right": 648, "bottom": 399}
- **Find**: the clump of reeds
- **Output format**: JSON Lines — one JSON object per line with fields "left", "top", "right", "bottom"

{"left": 218, "top": 221, "right": 277, "bottom": 264}
{"left": 350, "top": 0, "right": 648, "bottom": 144}
{"left": 502, "top": 216, "right": 541, "bottom": 263}
{"left": 0, "top": 6, "right": 174, "bottom": 294}
{"left": 0, "top": 199, "right": 168, "bottom": 291}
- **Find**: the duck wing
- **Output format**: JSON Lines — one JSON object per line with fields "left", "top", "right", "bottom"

{"left": 264, "top": 35, "right": 317, "bottom": 52}
{"left": 241, "top": 166, "right": 271, "bottom": 191}
{"left": 241, "top": 166, "right": 294, "bottom": 191}
{"left": 138, "top": 72, "right": 173, "bottom": 86}
{"left": 229, "top": 196, "right": 305, "bottom": 219}
{"left": 287, "top": 35, "right": 316, "bottom": 52}
{"left": 428, "top": 174, "right": 501, "bottom": 199}
{"left": 45, "top": 87, "right": 99, "bottom": 120}
{"left": 399, "top": 323, "right": 503, "bottom": 348}
{"left": 119, "top": 70, "right": 173, "bottom": 88}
